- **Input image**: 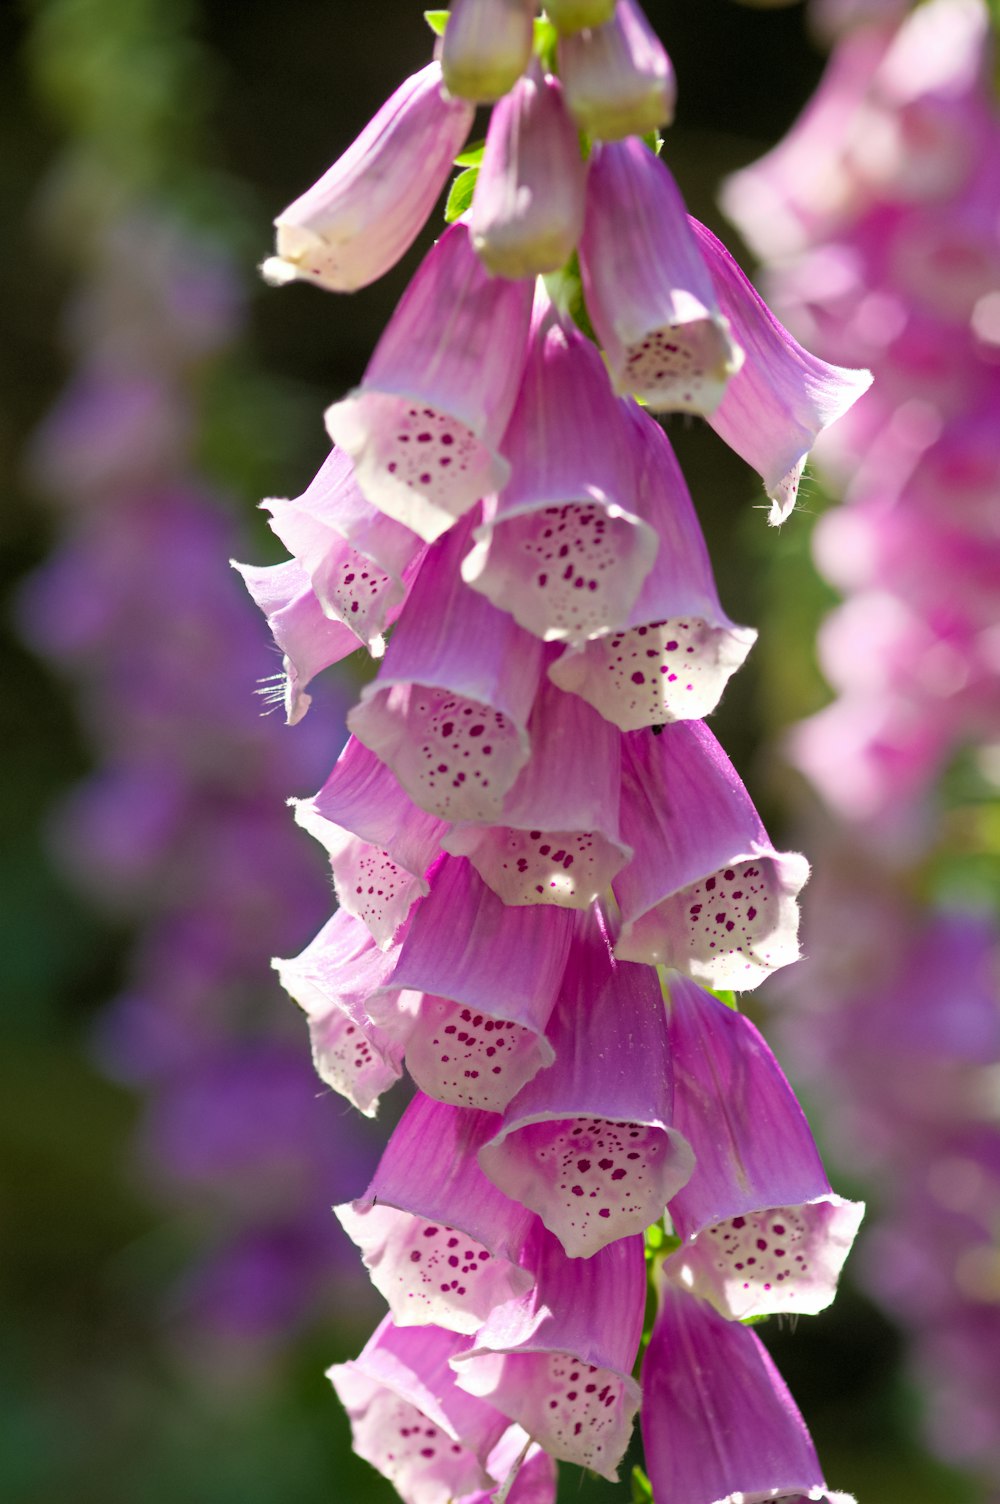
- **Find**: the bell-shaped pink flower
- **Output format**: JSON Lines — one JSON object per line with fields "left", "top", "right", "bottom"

{"left": 665, "top": 977, "right": 864, "bottom": 1320}
{"left": 579, "top": 140, "right": 743, "bottom": 413}
{"left": 443, "top": 678, "right": 631, "bottom": 908}
{"left": 462, "top": 292, "right": 658, "bottom": 645}
{"left": 293, "top": 737, "right": 447, "bottom": 946}
{"left": 262, "top": 63, "right": 474, "bottom": 293}
{"left": 470, "top": 65, "right": 588, "bottom": 279}
{"left": 327, "top": 221, "right": 533, "bottom": 541}
{"left": 440, "top": 0, "right": 536, "bottom": 103}
{"left": 336, "top": 1093, "right": 536, "bottom": 1334}
{"left": 274, "top": 908, "right": 419, "bottom": 1116}
{"left": 549, "top": 402, "right": 756, "bottom": 727}
{"left": 232, "top": 558, "right": 357, "bottom": 724}
{"left": 379, "top": 856, "right": 573, "bottom": 1112}
{"left": 558, "top": 0, "right": 676, "bottom": 140}
{"left": 642, "top": 1282, "right": 830, "bottom": 1504}
{"left": 545, "top": 0, "right": 617, "bottom": 32}
{"left": 452, "top": 1222, "right": 644, "bottom": 1479}
{"left": 330, "top": 1317, "right": 509, "bottom": 1504}
{"left": 613, "top": 722, "right": 810, "bottom": 988}
{"left": 264, "top": 448, "right": 425, "bottom": 656}
{"left": 349, "top": 515, "right": 544, "bottom": 824}
{"left": 480, "top": 907, "right": 693, "bottom": 1255}
{"left": 691, "top": 218, "right": 873, "bottom": 524}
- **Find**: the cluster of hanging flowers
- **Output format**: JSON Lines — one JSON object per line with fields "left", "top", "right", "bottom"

{"left": 240, "top": 3, "right": 874, "bottom": 1497}
{"left": 725, "top": 0, "right": 1000, "bottom": 1480}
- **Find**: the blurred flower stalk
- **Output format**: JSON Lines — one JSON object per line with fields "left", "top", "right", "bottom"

{"left": 725, "top": 0, "right": 1000, "bottom": 1484}
{"left": 20, "top": 0, "right": 377, "bottom": 1375}
{"left": 244, "top": 4, "right": 876, "bottom": 1499}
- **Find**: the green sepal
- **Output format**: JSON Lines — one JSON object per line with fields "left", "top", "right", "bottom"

{"left": 454, "top": 138, "right": 486, "bottom": 167}
{"left": 709, "top": 987, "right": 738, "bottom": 1011}
{"left": 423, "top": 9, "right": 449, "bottom": 36}
{"left": 642, "top": 128, "right": 665, "bottom": 156}
{"left": 631, "top": 1463, "right": 655, "bottom": 1503}
{"left": 741, "top": 1312, "right": 771, "bottom": 1327}
{"left": 444, "top": 165, "right": 478, "bottom": 222}
{"left": 533, "top": 16, "right": 559, "bottom": 70}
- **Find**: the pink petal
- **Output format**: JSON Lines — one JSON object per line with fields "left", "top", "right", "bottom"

{"left": 470, "top": 65, "right": 588, "bottom": 279}
{"left": 665, "top": 977, "right": 864, "bottom": 1319}
{"left": 453, "top": 1224, "right": 644, "bottom": 1479}
{"left": 330, "top": 1317, "right": 508, "bottom": 1504}
{"left": 349, "top": 516, "right": 543, "bottom": 823}
{"left": 264, "top": 63, "right": 474, "bottom": 292}
{"left": 692, "top": 218, "right": 873, "bottom": 523}
{"left": 444, "top": 678, "right": 630, "bottom": 908}
{"left": 274, "top": 908, "right": 418, "bottom": 1116}
{"left": 613, "top": 722, "right": 810, "bottom": 988}
{"left": 549, "top": 403, "right": 756, "bottom": 727}
{"left": 642, "top": 1283, "right": 827, "bottom": 1504}
{"left": 440, "top": 0, "right": 536, "bottom": 104}
{"left": 462, "top": 293, "right": 658, "bottom": 644}
{"left": 337, "top": 1093, "right": 536, "bottom": 1333}
{"left": 580, "top": 139, "right": 742, "bottom": 413}
{"left": 293, "top": 736, "right": 447, "bottom": 946}
{"left": 381, "top": 856, "right": 572, "bottom": 1112}
{"left": 232, "top": 557, "right": 359, "bottom": 723}
{"left": 558, "top": 0, "right": 676, "bottom": 141}
{"left": 327, "top": 221, "right": 533, "bottom": 540}
{"left": 480, "top": 908, "right": 693, "bottom": 1256}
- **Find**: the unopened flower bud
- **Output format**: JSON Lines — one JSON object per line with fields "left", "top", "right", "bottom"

{"left": 440, "top": 0, "right": 536, "bottom": 104}
{"left": 559, "top": 0, "right": 676, "bottom": 140}
{"left": 470, "top": 66, "right": 588, "bottom": 279}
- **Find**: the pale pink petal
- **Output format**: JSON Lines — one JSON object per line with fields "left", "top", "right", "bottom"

{"left": 327, "top": 221, "right": 533, "bottom": 540}
{"left": 264, "top": 63, "right": 474, "bottom": 293}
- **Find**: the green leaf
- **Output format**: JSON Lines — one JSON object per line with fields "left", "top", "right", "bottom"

{"left": 453, "top": 138, "right": 485, "bottom": 167}
{"left": 631, "top": 1463, "right": 655, "bottom": 1503}
{"left": 444, "top": 166, "right": 478, "bottom": 223}
{"left": 423, "top": 9, "right": 449, "bottom": 36}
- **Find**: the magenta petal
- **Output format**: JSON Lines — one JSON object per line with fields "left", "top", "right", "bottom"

{"left": 380, "top": 857, "right": 572, "bottom": 1111}
{"left": 613, "top": 722, "right": 810, "bottom": 988}
{"left": 444, "top": 680, "right": 630, "bottom": 908}
{"left": 264, "top": 63, "right": 474, "bottom": 293}
{"left": 691, "top": 218, "right": 873, "bottom": 523}
{"left": 463, "top": 295, "right": 658, "bottom": 644}
{"left": 453, "top": 1223, "right": 644, "bottom": 1479}
{"left": 549, "top": 404, "right": 756, "bottom": 727}
{"left": 580, "top": 140, "right": 742, "bottom": 413}
{"left": 337, "top": 1092, "right": 536, "bottom": 1333}
{"left": 327, "top": 222, "right": 533, "bottom": 540}
{"left": 232, "top": 558, "right": 357, "bottom": 723}
{"left": 558, "top": 0, "right": 676, "bottom": 141}
{"left": 470, "top": 66, "right": 588, "bottom": 279}
{"left": 665, "top": 977, "right": 864, "bottom": 1319}
{"left": 349, "top": 518, "right": 543, "bottom": 822}
{"left": 294, "top": 737, "right": 447, "bottom": 945}
{"left": 265, "top": 448, "right": 425, "bottom": 654}
{"left": 642, "top": 1283, "right": 827, "bottom": 1504}
{"left": 274, "top": 908, "right": 418, "bottom": 1116}
{"left": 480, "top": 910, "right": 693, "bottom": 1256}
{"left": 329, "top": 1317, "right": 508, "bottom": 1504}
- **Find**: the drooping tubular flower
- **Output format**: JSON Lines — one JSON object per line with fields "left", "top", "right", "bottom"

{"left": 263, "top": 62, "right": 474, "bottom": 293}
{"left": 244, "top": 4, "right": 874, "bottom": 1498}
